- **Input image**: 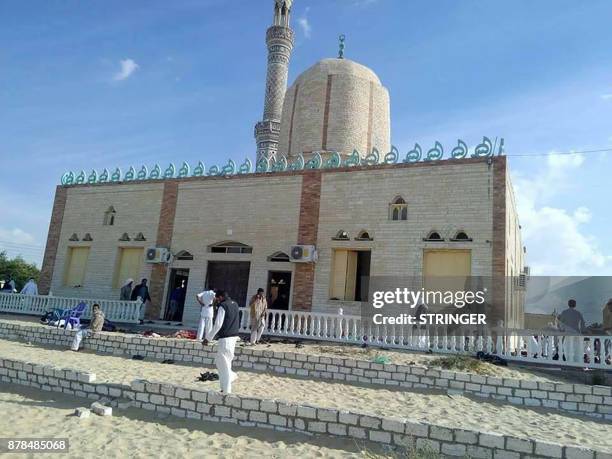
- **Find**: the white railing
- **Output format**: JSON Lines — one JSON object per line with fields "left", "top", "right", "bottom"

{"left": 0, "top": 292, "right": 143, "bottom": 323}
{"left": 239, "top": 308, "right": 612, "bottom": 370}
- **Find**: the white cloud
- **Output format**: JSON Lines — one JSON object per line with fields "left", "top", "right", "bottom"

{"left": 601, "top": 94, "right": 612, "bottom": 100}
{"left": 0, "top": 227, "right": 36, "bottom": 245}
{"left": 297, "top": 7, "right": 311, "bottom": 39}
{"left": 514, "top": 153, "right": 612, "bottom": 275}
{"left": 113, "top": 58, "right": 139, "bottom": 81}
{"left": 0, "top": 227, "right": 42, "bottom": 266}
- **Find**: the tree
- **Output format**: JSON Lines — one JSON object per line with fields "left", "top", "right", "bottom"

{"left": 0, "top": 251, "right": 41, "bottom": 292}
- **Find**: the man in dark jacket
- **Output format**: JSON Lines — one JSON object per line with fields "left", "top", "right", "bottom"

{"left": 203, "top": 290, "right": 240, "bottom": 393}
{"left": 130, "top": 279, "right": 151, "bottom": 302}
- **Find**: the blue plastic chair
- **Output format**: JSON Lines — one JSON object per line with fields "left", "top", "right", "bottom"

{"left": 56, "top": 302, "right": 88, "bottom": 329}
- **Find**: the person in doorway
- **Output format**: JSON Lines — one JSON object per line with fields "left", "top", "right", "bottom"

{"left": 120, "top": 278, "right": 134, "bottom": 301}
{"left": 70, "top": 303, "right": 105, "bottom": 351}
{"left": 248, "top": 288, "right": 267, "bottom": 345}
{"left": 203, "top": 290, "right": 240, "bottom": 393}
{"left": 167, "top": 284, "right": 186, "bottom": 321}
{"left": 558, "top": 299, "right": 585, "bottom": 334}
{"left": 196, "top": 287, "right": 216, "bottom": 340}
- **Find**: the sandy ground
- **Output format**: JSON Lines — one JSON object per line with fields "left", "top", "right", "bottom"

{"left": 0, "top": 339, "right": 610, "bottom": 452}
{"left": 0, "top": 385, "right": 386, "bottom": 459}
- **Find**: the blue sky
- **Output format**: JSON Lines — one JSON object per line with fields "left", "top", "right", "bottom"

{"left": 0, "top": 0, "right": 611, "bottom": 275}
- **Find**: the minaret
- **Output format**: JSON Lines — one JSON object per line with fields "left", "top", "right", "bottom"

{"left": 255, "top": 0, "right": 295, "bottom": 164}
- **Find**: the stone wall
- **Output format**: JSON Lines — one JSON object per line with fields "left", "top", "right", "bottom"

{"left": 314, "top": 160, "right": 495, "bottom": 314}
{"left": 1, "top": 320, "right": 609, "bottom": 421}
{"left": 0, "top": 355, "right": 606, "bottom": 459}
{"left": 49, "top": 182, "right": 164, "bottom": 300}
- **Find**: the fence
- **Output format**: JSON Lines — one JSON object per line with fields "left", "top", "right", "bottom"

{"left": 1, "top": 293, "right": 610, "bottom": 368}
{"left": 239, "top": 307, "right": 612, "bottom": 370}
{"left": 0, "top": 292, "right": 143, "bottom": 323}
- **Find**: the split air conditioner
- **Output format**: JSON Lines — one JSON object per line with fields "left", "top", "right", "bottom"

{"left": 290, "top": 245, "right": 318, "bottom": 263}
{"left": 145, "top": 247, "right": 172, "bottom": 264}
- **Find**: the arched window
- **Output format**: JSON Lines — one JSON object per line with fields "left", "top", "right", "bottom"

{"left": 209, "top": 241, "right": 253, "bottom": 254}
{"left": 389, "top": 196, "right": 408, "bottom": 221}
{"left": 175, "top": 250, "right": 194, "bottom": 261}
{"left": 451, "top": 231, "right": 472, "bottom": 242}
{"left": 268, "top": 251, "right": 290, "bottom": 262}
{"left": 423, "top": 231, "right": 444, "bottom": 242}
{"left": 103, "top": 206, "right": 116, "bottom": 226}
{"left": 355, "top": 230, "right": 373, "bottom": 241}
{"left": 134, "top": 232, "right": 146, "bottom": 241}
{"left": 332, "top": 230, "right": 350, "bottom": 241}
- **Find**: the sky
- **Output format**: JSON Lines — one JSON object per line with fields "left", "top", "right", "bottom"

{"left": 0, "top": 0, "right": 611, "bottom": 276}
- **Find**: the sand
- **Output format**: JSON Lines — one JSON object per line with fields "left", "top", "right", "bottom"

{"left": 0, "top": 338, "right": 610, "bottom": 453}
{"left": 0, "top": 385, "right": 383, "bottom": 459}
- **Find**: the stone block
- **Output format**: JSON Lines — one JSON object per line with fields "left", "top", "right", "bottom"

{"left": 441, "top": 443, "right": 467, "bottom": 457}
{"left": 307, "top": 421, "right": 326, "bottom": 433}
{"left": 369, "top": 431, "right": 392, "bottom": 443}
{"left": 479, "top": 432, "right": 505, "bottom": 449}
{"left": 429, "top": 425, "right": 453, "bottom": 441}
{"left": 534, "top": 441, "right": 563, "bottom": 458}
{"left": 564, "top": 446, "right": 595, "bottom": 459}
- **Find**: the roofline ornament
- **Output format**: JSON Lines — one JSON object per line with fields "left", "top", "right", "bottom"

{"left": 59, "top": 137, "right": 505, "bottom": 185}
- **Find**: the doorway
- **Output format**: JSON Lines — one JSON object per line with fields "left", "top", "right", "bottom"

{"left": 164, "top": 268, "right": 189, "bottom": 321}
{"left": 206, "top": 261, "right": 251, "bottom": 308}
{"left": 267, "top": 271, "right": 292, "bottom": 310}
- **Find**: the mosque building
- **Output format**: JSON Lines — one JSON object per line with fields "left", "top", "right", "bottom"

{"left": 39, "top": 0, "right": 525, "bottom": 328}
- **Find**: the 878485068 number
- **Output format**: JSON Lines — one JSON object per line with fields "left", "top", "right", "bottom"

{"left": 0, "top": 438, "right": 69, "bottom": 453}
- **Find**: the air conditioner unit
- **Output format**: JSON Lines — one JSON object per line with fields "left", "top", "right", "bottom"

{"left": 518, "top": 273, "right": 527, "bottom": 288}
{"left": 290, "top": 245, "right": 317, "bottom": 263}
{"left": 145, "top": 247, "right": 172, "bottom": 264}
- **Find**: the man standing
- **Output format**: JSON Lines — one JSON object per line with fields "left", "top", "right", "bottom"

{"left": 558, "top": 299, "right": 585, "bottom": 334}
{"left": 196, "top": 287, "right": 216, "bottom": 341}
{"left": 131, "top": 278, "right": 151, "bottom": 319}
{"left": 120, "top": 278, "right": 134, "bottom": 301}
{"left": 70, "top": 303, "right": 105, "bottom": 351}
{"left": 248, "top": 288, "right": 267, "bottom": 345}
{"left": 20, "top": 278, "right": 38, "bottom": 295}
{"left": 204, "top": 290, "right": 240, "bottom": 393}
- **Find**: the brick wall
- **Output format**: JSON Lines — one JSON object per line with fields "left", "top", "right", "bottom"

{"left": 148, "top": 181, "right": 179, "bottom": 319}
{"left": 39, "top": 186, "right": 68, "bottom": 294}
{"left": 292, "top": 171, "right": 322, "bottom": 311}
{"left": 491, "top": 157, "right": 507, "bottom": 324}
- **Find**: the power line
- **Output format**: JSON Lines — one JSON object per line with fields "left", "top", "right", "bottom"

{"left": 0, "top": 240, "right": 43, "bottom": 249}
{"left": 507, "top": 148, "right": 612, "bottom": 157}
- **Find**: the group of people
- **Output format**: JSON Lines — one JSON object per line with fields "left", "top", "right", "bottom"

{"left": 1, "top": 277, "right": 38, "bottom": 295}
{"left": 119, "top": 278, "right": 151, "bottom": 303}
{"left": 194, "top": 287, "right": 268, "bottom": 393}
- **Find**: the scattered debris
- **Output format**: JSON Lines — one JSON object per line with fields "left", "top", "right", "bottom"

{"left": 74, "top": 407, "right": 90, "bottom": 418}
{"left": 90, "top": 401, "right": 112, "bottom": 416}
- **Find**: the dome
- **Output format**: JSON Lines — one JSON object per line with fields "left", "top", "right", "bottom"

{"left": 278, "top": 58, "right": 390, "bottom": 159}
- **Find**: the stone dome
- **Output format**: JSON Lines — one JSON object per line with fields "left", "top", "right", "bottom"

{"left": 278, "top": 58, "right": 390, "bottom": 159}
